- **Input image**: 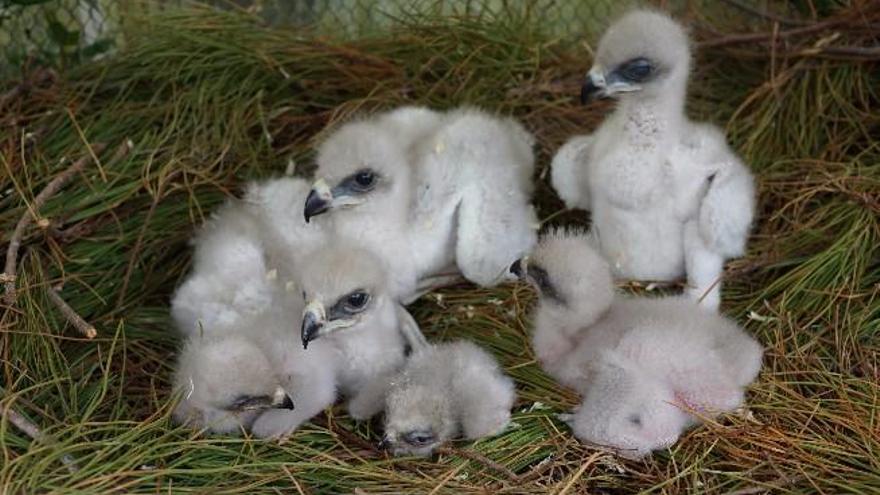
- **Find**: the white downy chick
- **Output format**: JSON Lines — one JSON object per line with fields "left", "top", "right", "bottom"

{"left": 303, "top": 108, "right": 431, "bottom": 299}
{"left": 170, "top": 176, "right": 326, "bottom": 336}
{"left": 250, "top": 240, "right": 418, "bottom": 438}
{"left": 170, "top": 200, "right": 273, "bottom": 336}
{"left": 550, "top": 9, "right": 755, "bottom": 310}
{"left": 304, "top": 106, "right": 538, "bottom": 301}
{"left": 382, "top": 340, "right": 515, "bottom": 457}
{"left": 511, "top": 229, "right": 763, "bottom": 458}
{"left": 172, "top": 333, "right": 295, "bottom": 435}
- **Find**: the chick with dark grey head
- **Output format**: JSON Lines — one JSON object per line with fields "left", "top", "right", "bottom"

{"left": 512, "top": 229, "right": 763, "bottom": 459}
{"left": 552, "top": 9, "right": 755, "bottom": 311}
{"left": 382, "top": 340, "right": 515, "bottom": 457}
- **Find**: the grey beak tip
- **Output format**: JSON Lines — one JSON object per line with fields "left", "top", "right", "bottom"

{"left": 281, "top": 395, "right": 295, "bottom": 410}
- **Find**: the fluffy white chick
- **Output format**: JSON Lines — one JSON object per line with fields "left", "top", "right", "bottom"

{"left": 511, "top": 229, "right": 763, "bottom": 458}
{"left": 172, "top": 333, "right": 295, "bottom": 435}
{"left": 304, "top": 106, "right": 538, "bottom": 302}
{"left": 171, "top": 176, "right": 326, "bottom": 336}
{"left": 382, "top": 340, "right": 515, "bottom": 457}
{"left": 251, "top": 240, "right": 416, "bottom": 438}
{"left": 551, "top": 9, "right": 755, "bottom": 310}
{"left": 170, "top": 200, "right": 273, "bottom": 336}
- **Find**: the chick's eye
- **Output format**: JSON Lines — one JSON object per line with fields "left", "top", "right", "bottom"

{"left": 403, "top": 431, "right": 435, "bottom": 446}
{"left": 345, "top": 291, "right": 370, "bottom": 310}
{"left": 354, "top": 170, "right": 376, "bottom": 188}
{"left": 620, "top": 58, "right": 653, "bottom": 81}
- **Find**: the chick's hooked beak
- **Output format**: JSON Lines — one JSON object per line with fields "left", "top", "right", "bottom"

{"left": 301, "top": 298, "right": 360, "bottom": 349}
{"left": 301, "top": 299, "right": 327, "bottom": 349}
{"left": 303, "top": 178, "right": 333, "bottom": 223}
{"left": 509, "top": 256, "right": 529, "bottom": 279}
{"left": 226, "top": 385, "right": 294, "bottom": 412}
{"left": 377, "top": 434, "right": 392, "bottom": 450}
{"left": 581, "top": 66, "right": 607, "bottom": 104}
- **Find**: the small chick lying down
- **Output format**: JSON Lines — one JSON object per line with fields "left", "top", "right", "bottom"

{"left": 511, "top": 229, "right": 762, "bottom": 459}
{"left": 382, "top": 340, "right": 515, "bottom": 457}
{"left": 172, "top": 333, "right": 294, "bottom": 435}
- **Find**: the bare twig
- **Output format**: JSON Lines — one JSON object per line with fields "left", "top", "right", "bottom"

{"left": 435, "top": 446, "right": 522, "bottom": 484}
{"left": 3, "top": 142, "right": 108, "bottom": 305}
{"left": 718, "top": 0, "right": 810, "bottom": 26}
{"left": 46, "top": 287, "right": 97, "bottom": 339}
{"left": 2, "top": 405, "right": 80, "bottom": 473}
{"left": 117, "top": 169, "right": 178, "bottom": 308}
{"left": 3, "top": 140, "right": 132, "bottom": 306}
{"left": 699, "top": 17, "right": 854, "bottom": 48}
{"left": 311, "top": 415, "right": 380, "bottom": 457}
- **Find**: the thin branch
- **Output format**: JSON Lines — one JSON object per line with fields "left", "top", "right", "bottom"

{"left": 311, "top": 415, "right": 380, "bottom": 457}
{"left": 2, "top": 404, "right": 80, "bottom": 473}
{"left": 3, "top": 140, "right": 131, "bottom": 306}
{"left": 699, "top": 17, "right": 851, "bottom": 48}
{"left": 718, "top": 0, "right": 810, "bottom": 26}
{"left": 3, "top": 142, "right": 108, "bottom": 305}
{"left": 117, "top": 169, "right": 177, "bottom": 308}
{"left": 434, "top": 446, "right": 522, "bottom": 484}
{"left": 46, "top": 287, "right": 97, "bottom": 339}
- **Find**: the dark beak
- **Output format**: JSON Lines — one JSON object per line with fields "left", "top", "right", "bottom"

{"left": 303, "top": 188, "right": 331, "bottom": 223}
{"left": 581, "top": 79, "right": 602, "bottom": 104}
{"left": 276, "top": 394, "right": 295, "bottom": 410}
{"left": 509, "top": 258, "right": 524, "bottom": 278}
{"left": 301, "top": 311, "right": 322, "bottom": 349}
{"left": 377, "top": 435, "right": 391, "bottom": 450}
{"left": 226, "top": 391, "right": 295, "bottom": 412}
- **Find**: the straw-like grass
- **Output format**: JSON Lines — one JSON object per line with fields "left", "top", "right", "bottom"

{"left": 1, "top": 2, "right": 878, "bottom": 493}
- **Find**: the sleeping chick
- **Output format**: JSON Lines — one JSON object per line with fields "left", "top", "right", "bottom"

{"left": 172, "top": 333, "right": 295, "bottom": 435}
{"left": 511, "top": 229, "right": 762, "bottom": 458}
{"left": 382, "top": 340, "right": 515, "bottom": 457}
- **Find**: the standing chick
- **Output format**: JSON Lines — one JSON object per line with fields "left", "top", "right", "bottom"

{"left": 382, "top": 340, "right": 515, "bottom": 457}
{"left": 511, "top": 229, "right": 762, "bottom": 458}
{"left": 551, "top": 9, "right": 755, "bottom": 310}
{"left": 304, "top": 106, "right": 538, "bottom": 301}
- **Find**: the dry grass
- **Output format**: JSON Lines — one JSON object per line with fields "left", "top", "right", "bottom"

{"left": 1, "top": 1, "right": 878, "bottom": 493}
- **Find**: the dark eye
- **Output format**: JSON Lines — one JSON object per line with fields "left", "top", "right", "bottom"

{"left": 344, "top": 290, "right": 370, "bottom": 311}
{"left": 353, "top": 169, "right": 376, "bottom": 189}
{"left": 403, "top": 430, "right": 435, "bottom": 446}
{"left": 628, "top": 414, "right": 642, "bottom": 427}
{"left": 620, "top": 58, "right": 653, "bottom": 82}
